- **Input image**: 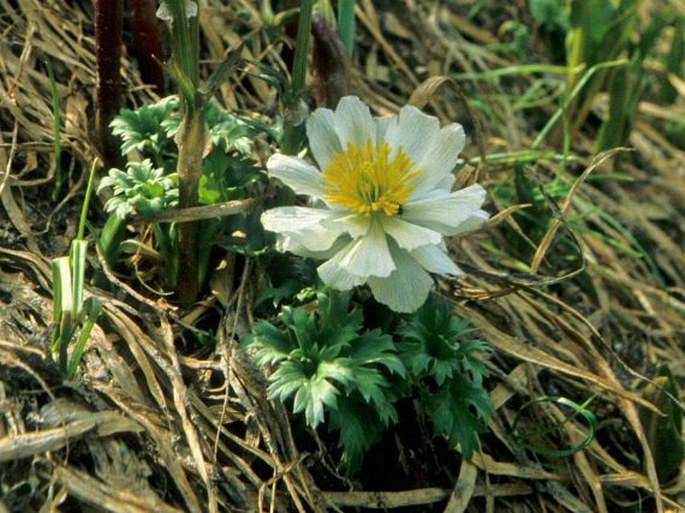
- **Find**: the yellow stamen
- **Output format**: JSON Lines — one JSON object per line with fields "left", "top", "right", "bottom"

{"left": 322, "top": 139, "right": 421, "bottom": 216}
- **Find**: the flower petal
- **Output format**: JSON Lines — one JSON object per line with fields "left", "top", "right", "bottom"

{"left": 335, "top": 219, "right": 395, "bottom": 277}
{"left": 409, "top": 121, "right": 465, "bottom": 199}
{"left": 379, "top": 215, "right": 442, "bottom": 250}
{"left": 333, "top": 96, "right": 376, "bottom": 148}
{"left": 306, "top": 107, "right": 342, "bottom": 169}
{"left": 410, "top": 244, "right": 462, "bottom": 275}
{"left": 267, "top": 154, "right": 324, "bottom": 198}
{"left": 375, "top": 115, "right": 392, "bottom": 143}
{"left": 318, "top": 251, "right": 367, "bottom": 290}
{"left": 279, "top": 234, "right": 352, "bottom": 260}
{"left": 385, "top": 105, "right": 440, "bottom": 165}
{"left": 262, "top": 207, "right": 342, "bottom": 252}
{"left": 367, "top": 244, "right": 434, "bottom": 313}
{"left": 401, "top": 184, "right": 488, "bottom": 235}
{"left": 384, "top": 106, "right": 465, "bottom": 200}
{"left": 322, "top": 213, "right": 370, "bottom": 239}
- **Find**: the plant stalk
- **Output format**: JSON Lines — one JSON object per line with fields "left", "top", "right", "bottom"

{"left": 165, "top": 0, "right": 204, "bottom": 304}
{"left": 282, "top": 0, "right": 314, "bottom": 155}
{"left": 128, "top": 0, "right": 165, "bottom": 94}
{"left": 94, "top": 0, "right": 124, "bottom": 168}
{"left": 176, "top": 106, "right": 205, "bottom": 304}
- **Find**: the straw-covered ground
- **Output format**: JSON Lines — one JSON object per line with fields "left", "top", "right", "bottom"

{"left": 1, "top": 1, "right": 684, "bottom": 512}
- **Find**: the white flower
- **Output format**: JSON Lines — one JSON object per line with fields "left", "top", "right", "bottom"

{"left": 262, "top": 96, "right": 489, "bottom": 313}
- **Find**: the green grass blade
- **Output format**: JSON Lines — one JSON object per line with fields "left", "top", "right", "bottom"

{"left": 512, "top": 395, "right": 598, "bottom": 458}
{"left": 70, "top": 240, "right": 88, "bottom": 321}
{"left": 532, "top": 59, "right": 627, "bottom": 150}
{"left": 67, "top": 299, "right": 102, "bottom": 378}
{"left": 99, "top": 213, "right": 126, "bottom": 270}
{"left": 78, "top": 159, "right": 98, "bottom": 240}
{"left": 453, "top": 63, "right": 582, "bottom": 82}
{"left": 337, "top": 0, "right": 356, "bottom": 55}
{"left": 51, "top": 256, "right": 75, "bottom": 371}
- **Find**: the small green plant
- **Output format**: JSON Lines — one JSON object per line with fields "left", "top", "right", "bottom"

{"left": 110, "top": 96, "right": 178, "bottom": 164}
{"left": 244, "top": 291, "right": 493, "bottom": 473}
{"left": 98, "top": 160, "right": 179, "bottom": 219}
{"left": 51, "top": 161, "right": 102, "bottom": 378}
{"left": 398, "top": 299, "right": 492, "bottom": 458}
{"left": 244, "top": 290, "right": 405, "bottom": 473}
{"left": 99, "top": 96, "right": 266, "bottom": 293}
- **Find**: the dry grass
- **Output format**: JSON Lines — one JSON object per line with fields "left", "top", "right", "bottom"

{"left": 1, "top": 1, "right": 685, "bottom": 512}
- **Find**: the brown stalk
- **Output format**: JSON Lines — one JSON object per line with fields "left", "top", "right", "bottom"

{"left": 94, "top": 0, "right": 124, "bottom": 168}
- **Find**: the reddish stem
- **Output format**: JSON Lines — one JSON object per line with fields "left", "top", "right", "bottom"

{"left": 95, "top": 0, "right": 124, "bottom": 168}
{"left": 127, "top": 0, "right": 165, "bottom": 95}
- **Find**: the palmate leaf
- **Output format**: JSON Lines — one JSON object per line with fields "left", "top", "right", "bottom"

{"left": 110, "top": 96, "right": 177, "bottom": 157}
{"left": 346, "top": 366, "right": 398, "bottom": 425}
{"left": 426, "top": 375, "right": 493, "bottom": 458}
{"left": 329, "top": 395, "right": 387, "bottom": 475}
{"left": 243, "top": 320, "right": 293, "bottom": 365}
{"left": 348, "top": 330, "right": 406, "bottom": 377}
{"left": 98, "top": 160, "right": 179, "bottom": 220}
{"left": 242, "top": 288, "right": 404, "bottom": 471}
{"left": 397, "top": 298, "right": 493, "bottom": 459}
{"left": 287, "top": 368, "right": 340, "bottom": 427}
{"left": 317, "top": 290, "right": 364, "bottom": 347}
{"left": 457, "top": 339, "right": 491, "bottom": 385}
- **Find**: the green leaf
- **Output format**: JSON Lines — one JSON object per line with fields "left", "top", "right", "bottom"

{"left": 241, "top": 288, "right": 404, "bottom": 470}
{"left": 397, "top": 298, "right": 493, "bottom": 459}
{"left": 426, "top": 375, "right": 492, "bottom": 458}
{"left": 200, "top": 42, "right": 244, "bottom": 97}
{"left": 110, "top": 96, "right": 177, "bottom": 159}
{"left": 640, "top": 365, "right": 684, "bottom": 484}
{"left": 244, "top": 321, "right": 293, "bottom": 365}
{"left": 348, "top": 330, "right": 405, "bottom": 376}
{"left": 268, "top": 361, "right": 308, "bottom": 401}
{"left": 329, "top": 395, "right": 386, "bottom": 475}
{"left": 99, "top": 160, "right": 179, "bottom": 220}
{"left": 292, "top": 373, "right": 339, "bottom": 427}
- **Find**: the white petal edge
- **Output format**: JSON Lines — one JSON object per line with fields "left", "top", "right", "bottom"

{"left": 318, "top": 248, "right": 368, "bottom": 290}
{"left": 333, "top": 96, "right": 376, "bottom": 148}
{"left": 410, "top": 244, "right": 462, "bottom": 275}
{"left": 384, "top": 105, "right": 440, "bottom": 166}
{"left": 367, "top": 244, "right": 434, "bottom": 313}
{"left": 262, "top": 207, "right": 342, "bottom": 252}
{"left": 306, "top": 108, "right": 342, "bottom": 169}
{"left": 410, "top": 122, "right": 465, "bottom": 200}
{"left": 267, "top": 154, "right": 324, "bottom": 198}
{"left": 379, "top": 215, "right": 442, "bottom": 250}
{"left": 279, "top": 234, "right": 352, "bottom": 260}
{"left": 402, "top": 184, "right": 488, "bottom": 236}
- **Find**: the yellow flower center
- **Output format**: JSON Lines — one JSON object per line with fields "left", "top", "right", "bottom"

{"left": 322, "top": 139, "right": 421, "bottom": 216}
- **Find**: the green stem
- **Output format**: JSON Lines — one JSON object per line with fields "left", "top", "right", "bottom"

{"left": 176, "top": 106, "right": 205, "bottom": 304}
{"left": 167, "top": 0, "right": 199, "bottom": 86}
{"left": 164, "top": 0, "right": 204, "bottom": 304}
{"left": 282, "top": 0, "right": 314, "bottom": 155}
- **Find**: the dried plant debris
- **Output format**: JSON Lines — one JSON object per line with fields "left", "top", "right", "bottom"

{"left": 1, "top": 1, "right": 685, "bottom": 512}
